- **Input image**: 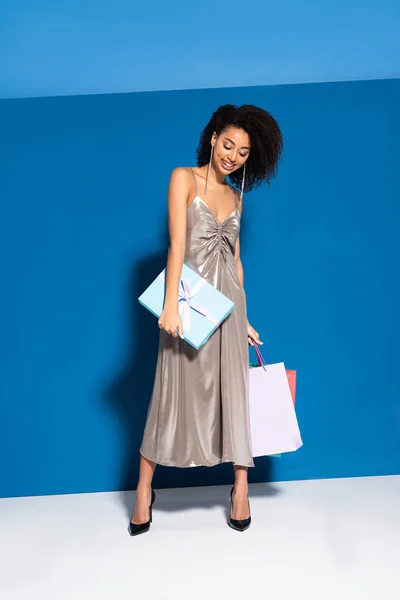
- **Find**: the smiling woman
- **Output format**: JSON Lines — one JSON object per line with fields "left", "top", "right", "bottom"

{"left": 196, "top": 103, "right": 283, "bottom": 193}
{"left": 128, "top": 103, "right": 283, "bottom": 536}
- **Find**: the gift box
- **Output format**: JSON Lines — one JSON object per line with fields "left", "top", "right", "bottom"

{"left": 138, "top": 263, "right": 234, "bottom": 350}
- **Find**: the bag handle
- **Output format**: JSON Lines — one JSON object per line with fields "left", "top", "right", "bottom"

{"left": 252, "top": 339, "right": 267, "bottom": 371}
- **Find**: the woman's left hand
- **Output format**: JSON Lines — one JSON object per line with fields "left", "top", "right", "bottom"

{"left": 247, "top": 322, "right": 263, "bottom": 346}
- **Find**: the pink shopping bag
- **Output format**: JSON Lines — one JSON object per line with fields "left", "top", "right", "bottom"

{"left": 249, "top": 344, "right": 303, "bottom": 458}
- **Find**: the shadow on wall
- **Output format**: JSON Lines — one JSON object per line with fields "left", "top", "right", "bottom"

{"left": 104, "top": 227, "right": 273, "bottom": 518}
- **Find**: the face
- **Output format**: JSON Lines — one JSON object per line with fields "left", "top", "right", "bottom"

{"left": 211, "top": 127, "right": 250, "bottom": 175}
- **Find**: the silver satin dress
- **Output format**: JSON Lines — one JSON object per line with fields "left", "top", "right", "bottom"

{"left": 140, "top": 168, "right": 254, "bottom": 468}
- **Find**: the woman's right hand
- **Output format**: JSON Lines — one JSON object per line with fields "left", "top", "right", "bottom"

{"left": 158, "top": 306, "right": 184, "bottom": 339}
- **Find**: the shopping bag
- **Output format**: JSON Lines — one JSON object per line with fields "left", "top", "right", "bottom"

{"left": 251, "top": 351, "right": 297, "bottom": 457}
{"left": 251, "top": 359, "right": 296, "bottom": 405}
{"left": 249, "top": 344, "right": 302, "bottom": 458}
{"left": 286, "top": 370, "right": 296, "bottom": 404}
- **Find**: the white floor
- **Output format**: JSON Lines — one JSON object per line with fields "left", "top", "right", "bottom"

{"left": 0, "top": 476, "right": 399, "bottom": 600}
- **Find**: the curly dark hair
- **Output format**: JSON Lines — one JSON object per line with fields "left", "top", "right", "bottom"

{"left": 196, "top": 103, "right": 283, "bottom": 193}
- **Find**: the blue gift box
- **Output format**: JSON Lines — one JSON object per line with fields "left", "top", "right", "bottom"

{"left": 138, "top": 263, "right": 234, "bottom": 350}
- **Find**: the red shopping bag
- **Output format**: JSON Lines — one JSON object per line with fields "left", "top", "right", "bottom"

{"left": 286, "top": 370, "right": 296, "bottom": 405}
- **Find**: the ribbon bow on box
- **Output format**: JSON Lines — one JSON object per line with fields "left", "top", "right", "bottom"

{"left": 158, "top": 273, "right": 219, "bottom": 332}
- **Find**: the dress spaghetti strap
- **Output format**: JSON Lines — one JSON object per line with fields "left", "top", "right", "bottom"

{"left": 188, "top": 167, "right": 198, "bottom": 197}
{"left": 234, "top": 188, "right": 242, "bottom": 212}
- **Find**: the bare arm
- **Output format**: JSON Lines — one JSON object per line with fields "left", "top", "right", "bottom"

{"left": 234, "top": 190, "right": 245, "bottom": 287}
{"left": 158, "top": 168, "right": 189, "bottom": 338}
{"left": 234, "top": 199, "right": 263, "bottom": 347}
{"left": 234, "top": 236, "right": 244, "bottom": 287}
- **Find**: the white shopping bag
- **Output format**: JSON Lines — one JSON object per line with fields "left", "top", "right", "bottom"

{"left": 249, "top": 360, "right": 303, "bottom": 458}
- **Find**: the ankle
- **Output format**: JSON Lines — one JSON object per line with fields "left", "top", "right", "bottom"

{"left": 136, "top": 484, "right": 152, "bottom": 496}
{"left": 233, "top": 481, "right": 248, "bottom": 492}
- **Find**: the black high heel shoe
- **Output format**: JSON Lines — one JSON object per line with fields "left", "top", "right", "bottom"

{"left": 228, "top": 486, "right": 251, "bottom": 532}
{"left": 128, "top": 488, "right": 156, "bottom": 536}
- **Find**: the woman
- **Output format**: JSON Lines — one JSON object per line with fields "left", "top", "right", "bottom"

{"left": 128, "top": 103, "right": 283, "bottom": 535}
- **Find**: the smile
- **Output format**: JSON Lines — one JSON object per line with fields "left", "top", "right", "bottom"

{"left": 221, "top": 160, "right": 235, "bottom": 171}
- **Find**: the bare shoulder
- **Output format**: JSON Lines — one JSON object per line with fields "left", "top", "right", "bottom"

{"left": 169, "top": 166, "right": 193, "bottom": 185}
{"left": 167, "top": 167, "right": 194, "bottom": 206}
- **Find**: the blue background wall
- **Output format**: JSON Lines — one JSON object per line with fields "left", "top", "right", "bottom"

{"left": 1, "top": 0, "right": 400, "bottom": 99}
{"left": 1, "top": 78, "right": 399, "bottom": 498}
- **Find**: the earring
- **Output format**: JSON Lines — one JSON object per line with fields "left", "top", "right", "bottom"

{"left": 204, "top": 144, "right": 214, "bottom": 196}
{"left": 240, "top": 163, "right": 246, "bottom": 204}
